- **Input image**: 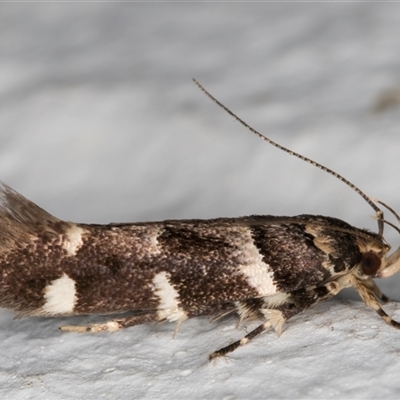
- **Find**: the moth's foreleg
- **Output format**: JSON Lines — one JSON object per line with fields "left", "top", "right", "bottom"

{"left": 362, "top": 279, "right": 390, "bottom": 304}
{"left": 60, "top": 312, "right": 159, "bottom": 333}
{"left": 352, "top": 278, "right": 400, "bottom": 329}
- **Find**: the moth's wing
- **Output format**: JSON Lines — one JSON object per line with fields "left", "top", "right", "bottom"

{"left": 0, "top": 181, "right": 68, "bottom": 250}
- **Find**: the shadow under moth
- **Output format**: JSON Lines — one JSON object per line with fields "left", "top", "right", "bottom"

{"left": 1, "top": 80, "right": 400, "bottom": 361}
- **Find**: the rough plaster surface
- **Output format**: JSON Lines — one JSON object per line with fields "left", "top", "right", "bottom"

{"left": 1, "top": 3, "right": 400, "bottom": 399}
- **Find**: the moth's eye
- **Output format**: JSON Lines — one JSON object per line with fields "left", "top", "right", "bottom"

{"left": 361, "top": 251, "right": 381, "bottom": 276}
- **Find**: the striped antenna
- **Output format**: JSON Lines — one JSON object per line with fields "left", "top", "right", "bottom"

{"left": 193, "top": 79, "right": 384, "bottom": 236}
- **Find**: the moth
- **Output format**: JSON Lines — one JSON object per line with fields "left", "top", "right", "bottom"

{"left": 1, "top": 80, "right": 400, "bottom": 361}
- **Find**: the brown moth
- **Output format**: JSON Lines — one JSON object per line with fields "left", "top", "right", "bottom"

{"left": 0, "top": 80, "right": 399, "bottom": 360}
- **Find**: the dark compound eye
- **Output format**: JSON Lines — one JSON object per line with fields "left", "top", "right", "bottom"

{"left": 361, "top": 251, "right": 381, "bottom": 276}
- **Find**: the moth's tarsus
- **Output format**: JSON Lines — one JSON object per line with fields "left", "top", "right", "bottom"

{"left": 209, "top": 321, "right": 271, "bottom": 361}
{"left": 373, "top": 302, "right": 400, "bottom": 329}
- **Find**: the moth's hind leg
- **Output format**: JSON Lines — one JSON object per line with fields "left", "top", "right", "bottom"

{"left": 353, "top": 278, "right": 400, "bottom": 328}
{"left": 209, "top": 282, "right": 341, "bottom": 360}
{"left": 60, "top": 311, "right": 159, "bottom": 333}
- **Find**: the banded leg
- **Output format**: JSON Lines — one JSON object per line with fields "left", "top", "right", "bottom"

{"left": 60, "top": 311, "right": 159, "bottom": 333}
{"left": 209, "top": 281, "right": 341, "bottom": 360}
{"left": 352, "top": 277, "right": 400, "bottom": 328}
{"left": 363, "top": 278, "right": 390, "bottom": 303}
{"left": 209, "top": 321, "right": 272, "bottom": 360}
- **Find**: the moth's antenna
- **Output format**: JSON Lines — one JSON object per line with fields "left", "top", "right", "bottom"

{"left": 193, "top": 79, "right": 384, "bottom": 236}
{"left": 373, "top": 198, "right": 400, "bottom": 225}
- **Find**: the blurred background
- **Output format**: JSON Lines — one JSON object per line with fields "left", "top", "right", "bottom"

{"left": 2, "top": 2, "right": 400, "bottom": 292}
{"left": 1, "top": 3, "right": 400, "bottom": 397}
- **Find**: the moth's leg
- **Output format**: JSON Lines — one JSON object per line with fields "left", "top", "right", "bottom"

{"left": 60, "top": 311, "right": 159, "bottom": 333}
{"left": 209, "top": 321, "right": 272, "bottom": 360}
{"left": 362, "top": 278, "right": 390, "bottom": 303}
{"left": 235, "top": 298, "right": 265, "bottom": 328}
{"left": 210, "top": 309, "right": 236, "bottom": 323}
{"left": 209, "top": 281, "right": 341, "bottom": 360}
{"left": 352, "top": 277, "right": 400, "bottom": 328}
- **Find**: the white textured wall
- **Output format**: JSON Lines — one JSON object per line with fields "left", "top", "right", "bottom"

{"left": 1, "top": 3, "right": 400, "bottom": 399}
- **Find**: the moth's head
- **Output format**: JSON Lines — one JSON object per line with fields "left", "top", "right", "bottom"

{"left": 353, "top": 234, "right": 390, "bottom": 279}
{"left": 357, "top": 250, "right": 387, "bottom": 279}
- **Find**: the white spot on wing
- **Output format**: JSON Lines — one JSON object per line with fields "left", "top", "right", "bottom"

{"left": 42, "top": 273, "right": 77, "bottom": 315}
{"left": 239, "top": 230, "right": 278, "bottom": 296}
{"left": 152, "top": 271, "right": 187, "bottom": 323}
{"left": 63, "top": 225, "right": 85, "bottom": 256}
{"left": 148, "top": 228, "right": 162, "bottom": 255}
